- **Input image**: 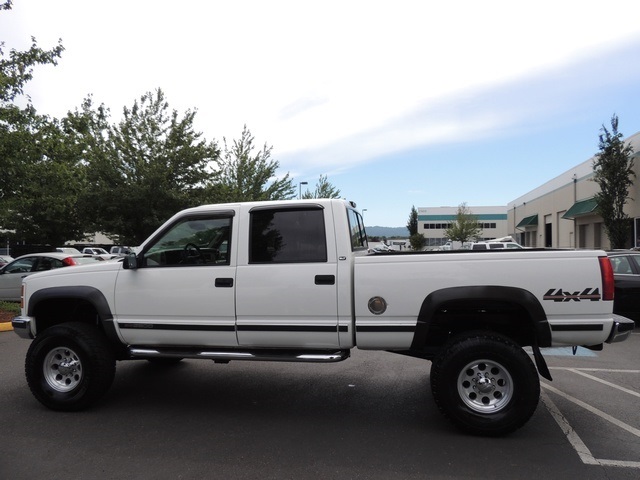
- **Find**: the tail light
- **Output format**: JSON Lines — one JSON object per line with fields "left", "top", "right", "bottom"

{"left": 62, "top": 257, "right": 77, "bottom": 267}
{"left": 598, "top": 256, "right": 615, "bottom": 301}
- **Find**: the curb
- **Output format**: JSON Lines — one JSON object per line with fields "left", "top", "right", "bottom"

{"left": 0, "top": 322, "right": 13, "bottom": 332}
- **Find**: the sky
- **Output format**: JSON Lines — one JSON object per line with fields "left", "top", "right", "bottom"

{"left": 3, "top": 0, "right": 640, "bottom": 227}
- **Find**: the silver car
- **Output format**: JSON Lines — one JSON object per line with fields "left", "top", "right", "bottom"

{"left": 0, "top": 252, "right": 101, "bottom": 301}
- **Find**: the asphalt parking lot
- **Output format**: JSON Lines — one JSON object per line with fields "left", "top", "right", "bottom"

{"left": 0, "top": 328, "right": 638, "bottom": 480}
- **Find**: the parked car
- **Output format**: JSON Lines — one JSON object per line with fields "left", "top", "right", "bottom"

{"left": 607, "top": 250, "right": 640, "bottom": 325}
{"left": 0, "top": 255, "right": 13, "bottom": 267}
{"left": 464, "top": 241, "right": 524, "bottom": 250}
{"left": 82, "top": 247, "right": 118, "bottom": 260}
{"left": 0, "top": 252, "right": 102, "bottom": 301}
{"left": 55, "top": 247, "right": 83, "bottom": 255}
{"left": 109, "top": 246, "right": 134, "bottom": 256}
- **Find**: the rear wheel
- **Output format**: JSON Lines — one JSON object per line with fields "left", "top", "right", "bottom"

{"left": 25, "top": 322, "right": 116, "bottom": 411}
{"left": 430, "top": 333, "right": 540, "bottom": 436}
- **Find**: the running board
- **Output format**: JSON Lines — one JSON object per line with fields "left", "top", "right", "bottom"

{"left": 128, "top": 346, "right": 350, "bottom": 363}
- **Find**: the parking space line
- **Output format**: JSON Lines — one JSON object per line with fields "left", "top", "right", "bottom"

{"left": 565, "top": 369, "right": 640, "bottom": 398}
{"left": 541, "top": 389, "right": 640, "bottom": 469}
{"left": 542, "top": 383, "right": 640, "bottom": 437}
{"left": 549, "top": 367, "right": 640, "bottom": 373}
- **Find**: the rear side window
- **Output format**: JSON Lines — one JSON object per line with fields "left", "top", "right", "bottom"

{"left": 347, "top": 209, "right": 367, "bottom": 251}
{"left": 250, "top": 208, "right": 327, "bottom": 263}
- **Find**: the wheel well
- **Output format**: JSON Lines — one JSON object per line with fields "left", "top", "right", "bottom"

{"left": 425, "top": 299, "right": 538, "bottom": 348}
{"left": 410, "top": 286, "right": 551, "bottom": 356}
{"left": 33, "top": 298, "right": 100, "bottom": 333}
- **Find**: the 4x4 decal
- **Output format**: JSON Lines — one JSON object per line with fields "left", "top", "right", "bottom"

{"left": 543, "top": 288, "right": 601, "bottom": 302}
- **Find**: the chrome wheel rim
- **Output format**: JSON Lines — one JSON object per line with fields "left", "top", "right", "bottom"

{"left": 43, "top": 347, "right": 83, "bottom": 392}
{"left": 457, "top": 359, "right": 513, "bottom": 413}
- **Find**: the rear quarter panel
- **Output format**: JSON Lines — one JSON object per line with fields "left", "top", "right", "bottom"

{"left": 353, "top": 249, "right": 613, "bottom": 349}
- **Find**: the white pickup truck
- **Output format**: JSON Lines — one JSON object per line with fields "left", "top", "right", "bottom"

{"left": 12, "top": 199, "right": 634, "bottom": 436}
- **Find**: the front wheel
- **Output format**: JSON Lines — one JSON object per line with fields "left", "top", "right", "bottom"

{"left": 430, "top": 333, "right": 540, "bottom": 436}
{"left": 25, "top": 322, "right": 116, "bottom": 411}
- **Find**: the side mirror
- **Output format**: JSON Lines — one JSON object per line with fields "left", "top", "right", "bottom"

{"left": 123, "top": 253, "right": 138, "bottom": 270}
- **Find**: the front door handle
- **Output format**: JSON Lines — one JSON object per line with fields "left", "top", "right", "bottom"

{"left": 215, "top": 278, "right": 234, "bottom": 288}
{"left": 315, "top": 275, "right": 335, "bottom": 285}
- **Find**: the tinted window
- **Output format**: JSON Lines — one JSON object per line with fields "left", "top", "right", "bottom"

{"left": 143, "top": 216, "right": 232, "bottom": 267}
{"left": 250, "top": 208, "right": 327, "bottom": 263}
{"left": 347, "top": 209, "right": 367, "bottom": 250}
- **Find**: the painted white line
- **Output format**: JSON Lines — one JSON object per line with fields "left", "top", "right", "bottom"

{"left": 549, "top": 367, "right": 640, "bottom": 373}
{"left": 540, "top": 390, "right": 598, "bottom": 465}
{"left": 541, "top": 390, "right": 640, "bottom": 469}
{"left": 566, "top": 369, "right": 640, "bottom": 398}
{"left": 542, "top": 383, "right": 640, "bottom": 438}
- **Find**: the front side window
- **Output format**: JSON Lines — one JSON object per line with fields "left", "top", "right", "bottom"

{"left": 250, "top": 208, "right": 327, "bottom": 263}
{"left": 143, "top": 216, "right": 232, "bottom": 267}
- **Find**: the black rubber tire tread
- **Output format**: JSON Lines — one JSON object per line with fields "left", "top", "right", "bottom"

{"left": 430, "top": 332, "right": 540, "bottom": 436}
{"left": 25, "top": 322, "right": 116, "bottom": 411}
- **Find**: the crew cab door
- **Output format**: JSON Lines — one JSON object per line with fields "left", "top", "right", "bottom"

{"left": 114, "top": 210, "right": 238, "bottom": 347}
{"left": 235, "top": 205, "right": 340, "bottom": 348}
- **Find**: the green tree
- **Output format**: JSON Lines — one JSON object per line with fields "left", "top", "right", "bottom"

{"left": 78, "top": 89, "right": 219, "bottom": 245}
{"left": 301, "top": 174, "right": 341, "bottom": 199}
{"left": 0, "top": 1, "right": 78, "bottom": 245}
{"left": 4, "top": 116, "right": 88, "bottom": 245}
{"left": 212, "top": 125, "right": 295, "bottom": 202}
{"left": 409, "top": 232, "right": 426, "bottom": 251}
{"left": 593, "top": 115, "right": 635, "bottom": 249}
{"left": 1, "top": 0, "right": 64, "bottom": 206}
{"left": 444, "top": 203, "right": 481, "bottom": 245}
{"left": 407, "top": 205, "right": 418, "bottom": 236}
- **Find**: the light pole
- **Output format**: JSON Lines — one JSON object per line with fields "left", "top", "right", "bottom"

{"left": 362, "top": 209, "right": 367, "bottom": 221}
{"left": 298, "top": 181, "right": 308, "bottom": 199}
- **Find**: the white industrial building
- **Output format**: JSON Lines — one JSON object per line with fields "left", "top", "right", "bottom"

{"left": 507, "top": 131, "right": 640, "bottom": 249}
{"left": 418, "top": 205, "right": 509, "bottom": 248}
{"left": 419, "top": 131, "right": 640, "bottom": 250}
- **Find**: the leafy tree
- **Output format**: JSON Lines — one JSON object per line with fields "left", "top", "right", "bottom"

{"left": 4, "top": 116, "right": 88, "bottom": 245}
{"left": 0, "top": 0, "right": 77, "bottom": 245}
{"left": 301, "top": 174, "right": 341, "bottom": 199}
{"left": 212, "top": 125, "right": 295, "bottom": 202}
{"left": 77, "top": 89, "right": 220, "bottom": 245}
{"left": 407, "top": 205, "right": 418, "bottom": 236}
{"left": 444, "top": 203, "right": 481, "bottom": 245}
{"left": 593, "top": 115, "right": 635, "bottom": 249}
{"left": 409, "top": 232, "right": 426, "bottom": 251}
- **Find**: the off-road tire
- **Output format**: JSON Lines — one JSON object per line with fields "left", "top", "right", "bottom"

{"left": 25, "top": 322, "right": 116, "bottom": 411}
{"left": 430, "top": 332, "right": 540, "bottom": 436}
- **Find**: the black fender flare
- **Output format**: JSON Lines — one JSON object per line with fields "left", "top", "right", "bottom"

{"left": 410, "top": 285, "right": 553, "bottom": 380}
{"left": 28, "top": 286, "right": 122, "bottom": 353}
{"left": 411, "top": 285, "right": 551, "bottom": 349}
{"left": 411, "top": 285, "right": 551, "bottom": 380}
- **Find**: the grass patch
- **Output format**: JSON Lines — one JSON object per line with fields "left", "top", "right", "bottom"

{"left": 0, "top": 301, "right": 20, "bottom": 315}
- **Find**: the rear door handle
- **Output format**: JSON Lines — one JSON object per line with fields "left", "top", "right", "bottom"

{"left": 215, "top": 278, "right": 234, "bottom": 288}
{"left": 315, "top": 275, "right": 335, "bottom": 285}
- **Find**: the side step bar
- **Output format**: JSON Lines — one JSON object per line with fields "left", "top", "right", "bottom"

{"left": 129, "top": 346, "right": 350, "bottom": 363}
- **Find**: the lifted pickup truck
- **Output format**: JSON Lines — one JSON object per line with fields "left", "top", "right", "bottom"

{"left": 12, "top": 199, "right": 634, "bottom": 436}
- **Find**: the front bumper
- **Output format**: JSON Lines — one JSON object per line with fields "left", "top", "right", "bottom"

{"left": 11, "top": 316, "right": 34, "bottom": 339}
{"left": 606, "top": 314, "right": 635, "bottom": 343}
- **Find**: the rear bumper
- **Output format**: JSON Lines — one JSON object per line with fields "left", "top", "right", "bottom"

{"left": 606, "top": 314, "right": 635, "bottom": 343}
{"left": 11, "top": 316, "right": 34, "bottom": 340}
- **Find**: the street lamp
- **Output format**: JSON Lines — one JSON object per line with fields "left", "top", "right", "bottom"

{"left": 298, "top": 181, "right": 308, "bottom": 199}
